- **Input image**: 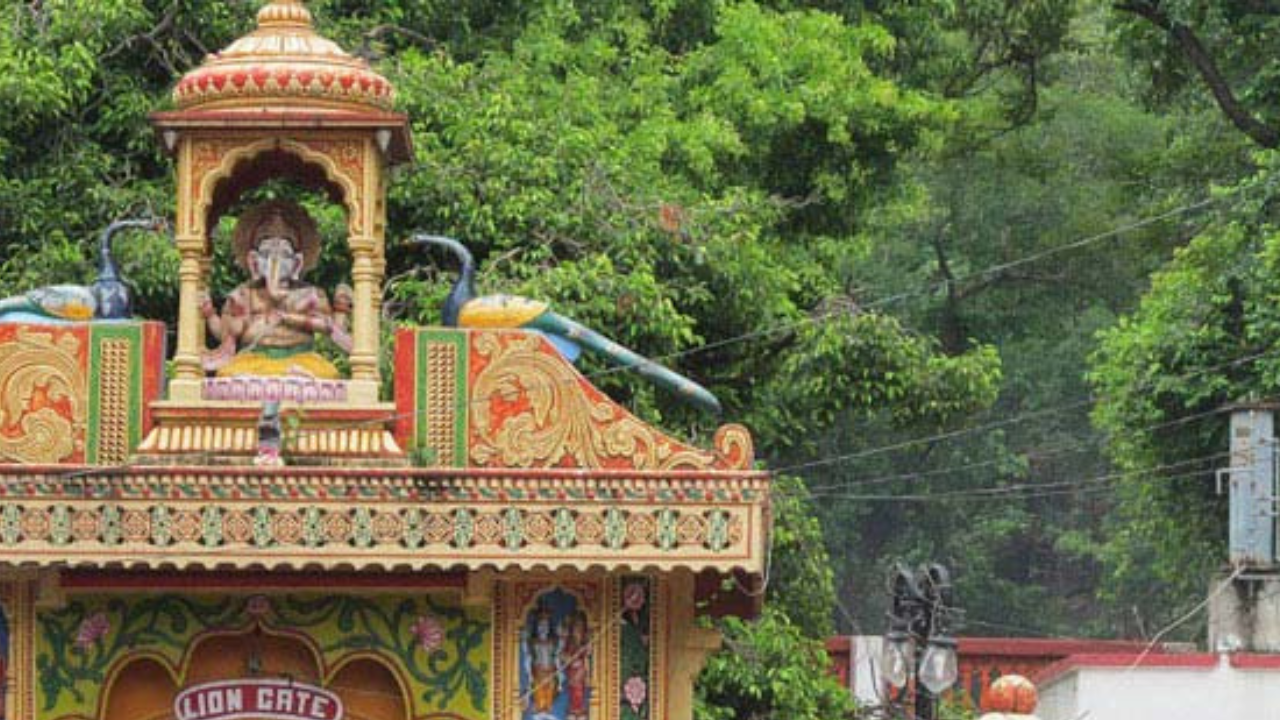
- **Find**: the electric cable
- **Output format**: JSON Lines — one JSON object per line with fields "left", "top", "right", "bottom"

{"left": 16, "top": 186, "right": 1260, "bottom": 489}
{"left": 782, "top": 346, "right": 1273, "bottom": 484}
{"left": 806, "top": 452, "right": 1228, "bottom": 503}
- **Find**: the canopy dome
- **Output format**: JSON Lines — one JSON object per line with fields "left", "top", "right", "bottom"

{"left": 173, "top": 0, "right": 393, "bottom": 113}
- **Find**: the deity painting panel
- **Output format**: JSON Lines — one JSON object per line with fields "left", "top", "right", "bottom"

{"left": 519, "top": 588, "right": 592, "bottom": 720}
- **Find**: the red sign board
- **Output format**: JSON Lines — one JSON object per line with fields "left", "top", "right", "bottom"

{"left": 174, "top": 679, "right": 344, "bottom": 720}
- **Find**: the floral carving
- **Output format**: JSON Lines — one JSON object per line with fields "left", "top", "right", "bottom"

{"left": 411, "top": 614, "right": 445, "bottom": 653}
{"left": 73, "top": 613, "right": 110, "bottom": 650}
{"left": 0, "top": 329, "right": 86, "bottom": 464}
{"left": 469, "top": 332, "right": 747, "bottom": 470}
{"left": 624, "top": 676, "right": 648, "bottom": 713}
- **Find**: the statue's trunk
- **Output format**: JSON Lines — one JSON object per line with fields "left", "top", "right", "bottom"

{"left": 265, "top": 257, "right": 288, "bottom": 302}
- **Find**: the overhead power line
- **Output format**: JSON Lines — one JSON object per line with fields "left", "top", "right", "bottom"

{"left": 806, "top": 452, "right": 1228, "bottom": 504}
{"left": 19, "top": 184, "right": 1258, "bottom": 489}
{"left": 780, "top": 347, "right": 1270, "bottom": 483}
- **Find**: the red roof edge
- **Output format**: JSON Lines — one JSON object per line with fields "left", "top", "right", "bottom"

{"left": 1036, "top": 653, "right": 1220, "bottom": 686}
{"left": 959, "top": 637, "right": 1157, "bottom": 656}
{"left": 1229, "top": 654, "right": 1280, "bottom": 670}
{"left": 824, "top": 636, "right": 1156, "bottom": 656}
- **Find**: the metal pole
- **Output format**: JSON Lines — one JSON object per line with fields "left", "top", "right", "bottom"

{"left": 916, "top": 686, "right": 935, "bottom": 720}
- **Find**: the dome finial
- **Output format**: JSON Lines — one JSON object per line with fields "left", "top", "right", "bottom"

{"left": 257, "top": 0, "right": 312, "bottom": 28}
{"left": 172, "top": 0, "right": 395, "bottom": 112}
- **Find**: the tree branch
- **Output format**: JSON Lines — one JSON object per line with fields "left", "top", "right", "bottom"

{"left": 1115, "top": 0, "right": 1280, "bottom": 149}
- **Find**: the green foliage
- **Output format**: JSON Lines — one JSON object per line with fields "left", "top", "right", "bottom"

{"left": 696, "top": 609, "right": 857, "bottom": 720}
{"left": 1088, "top": 157, "right": 1280, "bottom": 632}
{"left": 696, "top": 476, "right": 856, "bottom": 720}
{"left": 1113, "top": 2, "right": 1280, "bottom": 117}
{"left": 1111, "top": 0, "right": 1280, "bottom": 149}
{"left": 763, "top": 475, "right": 839, "bottom": 637}
{"left": 383, "top": 0, "right": 998, "bottom": 437}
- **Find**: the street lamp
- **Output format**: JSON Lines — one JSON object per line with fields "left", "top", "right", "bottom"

{"left": 881, "top": 563, "right": 960, "bottom": 719}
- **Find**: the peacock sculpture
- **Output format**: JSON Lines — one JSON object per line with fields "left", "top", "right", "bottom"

{"left": 414, "top": 234, "right": 723, "bottom": 415}
{"left": 0, "top": 218, "right": 165, "bottom": 323}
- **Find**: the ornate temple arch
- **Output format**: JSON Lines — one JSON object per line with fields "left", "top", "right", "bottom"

{"left": 40, "top": 591, "right": 448, "bottom": 720}
{"left": 163, "top": 129, "right": 392, "bottom": 399}
{"left": 188, "top": 136, "right": 369, "bottom": 242}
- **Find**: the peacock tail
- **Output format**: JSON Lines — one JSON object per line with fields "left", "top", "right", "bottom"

{"left": 529, "top": 311, "right": 722, "bottom": 415}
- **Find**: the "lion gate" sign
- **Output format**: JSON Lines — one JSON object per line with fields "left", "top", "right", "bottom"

{"left": 174, "top": 679, "right": 344, "bottom": 720}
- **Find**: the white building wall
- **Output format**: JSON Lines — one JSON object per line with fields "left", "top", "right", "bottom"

{"left": 1039, "top": 656, "right": 1280, "bottom": 720}
{"left": 850, "top": 636, "right": 886, "bottom": 707}
{"left": 1036, "top": 672, "right": 1078, "bottom": 720}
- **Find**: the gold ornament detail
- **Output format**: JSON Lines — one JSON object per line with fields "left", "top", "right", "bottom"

{"left": 426, "top": 339, "right": 460, "bottom": 465}
{"left": 96, "top": 338, "right": 132, "bottom": 464}
{"left": 0, "top": 329, "right": 86, "bottom": 464}
{"left": 470, "top": 332, "right": 729, "bottom": 470}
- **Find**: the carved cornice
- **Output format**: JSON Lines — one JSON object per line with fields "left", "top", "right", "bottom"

{"left": 0, "top": 466, "right": 769, "bottom": 575}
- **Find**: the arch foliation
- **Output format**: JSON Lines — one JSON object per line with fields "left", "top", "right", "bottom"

{"left": 192, "top": 137, "right": 366, "bottom": 245}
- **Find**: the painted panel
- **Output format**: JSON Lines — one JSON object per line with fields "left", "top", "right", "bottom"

{"left": 393, "top": 327, "right": 469, "bottom": 466}
{"left": 34, "top": 592, "right": 490, "bottom": 720}
{"left": 618, "top": 578, "right": 652, "bottom": 720}
{"left": 392, "top": 327, "right": 755, "bottom": 472}
{"left": 0, "top": 322, "right": 165, "bottom": 466}
{"left": 497, "top": 581, "right": 610, "bottom": 720}
{"left": 519, "top": 588, "right": 593, "bottom": 720}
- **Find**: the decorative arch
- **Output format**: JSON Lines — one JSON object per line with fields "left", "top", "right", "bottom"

{"left": 182, "top": 622, "right": 328, "bottom": 685}
{"left": 101, "top": 657, "right": 179, "bottom": 720}
{"left": 328, "top": 655, "right": 410, "bottom": 720}
{"left": 189, "top": 136, "right": 366, "bottom": 242}
{"left": 170, "top": 131, "right": 384, "bottom": 390}
{"left": 91, "top": 622, "right": 334, "bottom": 720}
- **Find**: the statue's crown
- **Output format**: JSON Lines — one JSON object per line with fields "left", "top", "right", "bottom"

{"left": 257, "top": 211, "right": 298, "bottom": 245}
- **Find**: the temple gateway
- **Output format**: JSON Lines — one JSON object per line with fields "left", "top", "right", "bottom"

{"left": 0, "top": 3, "right": 771, "bottom": 720}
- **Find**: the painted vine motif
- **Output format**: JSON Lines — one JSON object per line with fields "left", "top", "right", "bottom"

{"left": 36, "top": 593, "right": 491, "bottom": 720}
{"left": 619, "top": 577, "right": 652, "bottom": 720}
{"left": 272, "top": 594, "right": 489, "bottom": 712}
{"left": 37, "top": 595, "right": 239, "bottom": 713}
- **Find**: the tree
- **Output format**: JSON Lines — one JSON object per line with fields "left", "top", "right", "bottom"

{"left": 695, "top": 476, "right": 858, "bottom": 720}
{"left": 1113, "top": 1, "right": 1280, "bottom": 149}
{"left": 0, "top": 1, "right": 1005, "bottom": 716}
{"left": 1088, "top": 159, "right": 1280, "bottom": 633}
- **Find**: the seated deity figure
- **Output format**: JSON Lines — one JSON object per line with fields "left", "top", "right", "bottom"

{"left": 201, "top": 200, "right": 353, "bottom": 380}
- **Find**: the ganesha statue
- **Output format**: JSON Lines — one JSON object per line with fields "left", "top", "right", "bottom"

{"left": 202, "top": 200, "right": 352, "bottom": 380}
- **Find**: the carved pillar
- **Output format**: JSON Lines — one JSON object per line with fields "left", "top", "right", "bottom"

{"left": 372, "top": 164, "right": 389, "bottom": 327}
{"left": 0, "top": 584, "right": 9, "bottom": 720}
{"left": 166, "top": 136, "right": 206, "bottom": 402}
{"left": 173, "top": 241, "right": 205, "bottom": 384}
{"left": 349, "top": 238, "right": 379, "bottom": 385}
{"left": 0, "top": 577, "right": 35, "bottom": 720}
{"left": 666, "top": 571, "right": 721, "bottom": 720}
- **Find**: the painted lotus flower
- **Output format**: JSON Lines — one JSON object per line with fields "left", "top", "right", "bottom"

{"left": 624, "top": 676, "right": 648, "bottom": 712}
{"left": 74, "top": 612, "right": 110, "bottom": 650}
{"left": 411, "top": 614, "right": 445, "bottom": 653}
{"left": 623, "top": 583, "right": 647, "bottom": 613}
